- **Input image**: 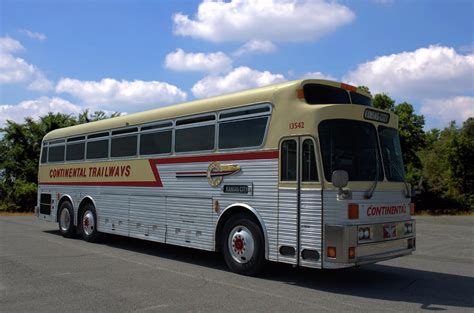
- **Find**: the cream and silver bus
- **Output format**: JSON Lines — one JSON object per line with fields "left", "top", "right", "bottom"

{"left": 37, "top": 79, "right": 416, "bottom": 275}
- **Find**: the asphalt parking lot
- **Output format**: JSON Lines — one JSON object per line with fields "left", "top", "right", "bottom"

{"left": 1, "top": 215, "right": 473, "bottom": 312}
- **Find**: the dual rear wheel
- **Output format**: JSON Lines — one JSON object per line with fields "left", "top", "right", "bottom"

{"left": 58, "top": 201, "right": 100, "bottom": 242}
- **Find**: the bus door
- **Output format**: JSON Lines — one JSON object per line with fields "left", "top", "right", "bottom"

{"left": 278, "top": 136, "right": 322, "bottom": 268}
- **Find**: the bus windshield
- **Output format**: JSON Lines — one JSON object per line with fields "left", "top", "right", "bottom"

{"left": 378, "top": 126, "right": 405, "bottom": 182}
{"left": 319, "top": 119, "right": 383, "bottom": 182}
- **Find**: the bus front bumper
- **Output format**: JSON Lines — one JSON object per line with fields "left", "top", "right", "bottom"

{"left": 323, "top": 221, "right": 416, "bottom": 268}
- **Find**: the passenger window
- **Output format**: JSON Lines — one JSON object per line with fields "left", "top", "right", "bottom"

{"left": 302, "top": 139, "right": 318, "bottom": 182}
{"left": 86, "top": 139, "right": 109, "bottom": 159}
{"left": 219, "top": 117, "right": 268, "bottom": 149}
{"left": 41, "top": 147, "right": 48, "bottom": 163}
{"left": 281, "top": 140, "right": 297, "bottom": 181}
{"left": 111, "top": 135, "right": 137, "bottom": 157}
{"left": 175, "top": 125, "right": 215, "bottom": 152}
{"left": 66, "top": 142, "right": 85, "bottom": 161}
{"left": 140, "top": 131, "right": 172, "bottom": 155}
{"left": 48, "top": 145, "right": 65, "bottom": 162}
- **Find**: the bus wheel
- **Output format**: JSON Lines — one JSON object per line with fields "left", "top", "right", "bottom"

{"left": 58, "top": 201, "right": 75, "bottom": 238}
{"left": 222, "top": 214, "right": 265, "bottom": 276}
{"left": 80, "top": 204, "right": 101, "bottom": 243}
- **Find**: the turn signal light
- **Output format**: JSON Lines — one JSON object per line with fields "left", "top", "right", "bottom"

{"left": 410, "top": 203, "right": 415, "bottom": 215}
{"left": 348, "top": 204, "right": 359, "bottom": 220}
{"left": 327, "top": 246, "right": 337, "bottom": 258}
{"left": 348, "top": 247, "right": 356, "bottom": 259}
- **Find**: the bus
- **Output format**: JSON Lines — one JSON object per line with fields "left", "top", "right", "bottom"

{"left": 36, "top": 79, "right": 416, "bottom": 275}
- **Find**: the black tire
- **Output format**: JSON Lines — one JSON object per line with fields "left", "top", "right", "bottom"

{"left": 58, "top": 201, "right": 75, "bottom": 238}
{"left": 222, "top": 213, "right": 265, "bottom": 276}
{"left": 79, "top": 203, "right": 101, "bottom": 243}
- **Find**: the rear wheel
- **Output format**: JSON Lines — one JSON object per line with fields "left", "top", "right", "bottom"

{"left": 80, "top": 204, "right": 101, "bottom": 243}
{"left": 58, "top": 201, "right": 75, "bottom": 238}
{"left": 222, "top": 214, "right": 265, "bottom": 276}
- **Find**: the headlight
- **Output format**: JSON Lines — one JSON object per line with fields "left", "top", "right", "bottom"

{"left": 405, "top": 223, "right": 413, "bottom": 234}
{"left": 358, "top": 226, "right": 372, "bottom": 241}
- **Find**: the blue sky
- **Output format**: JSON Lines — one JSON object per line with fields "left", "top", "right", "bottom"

{"left": 1, "top": 0, "right": 473, "bottom": 130}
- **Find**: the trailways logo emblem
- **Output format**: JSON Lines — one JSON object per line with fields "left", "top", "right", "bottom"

{"left": 175, "top": 162, "right": 241, "bottom": 187}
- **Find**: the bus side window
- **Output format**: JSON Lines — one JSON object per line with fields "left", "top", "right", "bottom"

{"left": 281, "top": 140, "right": 297, "bottom": 181}
{"left": 302, "top": 139, "right": 318, "bottom": 182}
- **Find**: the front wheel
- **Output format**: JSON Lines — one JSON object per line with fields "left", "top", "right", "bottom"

{"left": 222, "top": 214, "right": 265, "bottom": 276}
{"left": 80, "top": 204, "right": 101, "bottom": 243}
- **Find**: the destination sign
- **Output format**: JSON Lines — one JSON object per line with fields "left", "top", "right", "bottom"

{"left": 364, "top": 109, "right": 390, "bottom": 124}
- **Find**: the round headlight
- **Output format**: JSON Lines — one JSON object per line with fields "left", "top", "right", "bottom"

{"left": 358, "top": 229, "right": 364, "bottom": 240}
{"left": 408, "top": 225, "right": 412, "bottom": 233}
{"left": 364, "top": 229, "right": 370, "bottom": 239}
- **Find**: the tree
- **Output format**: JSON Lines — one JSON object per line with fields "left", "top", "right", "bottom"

{"left": 373, "top": 93, "right": 396, "bottom": 111}
{"left": 0, "top": 111, "right": 117, "bottom": 211}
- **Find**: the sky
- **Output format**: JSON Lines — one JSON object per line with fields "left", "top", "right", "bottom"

{"left": 1, "top": 0, "right": 473, "bottom": 130}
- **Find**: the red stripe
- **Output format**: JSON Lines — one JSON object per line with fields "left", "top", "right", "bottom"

{"left": 152, "top": 150, "right": 278, "bottom": 165}
{"left": 39, "top": 181, "right": 162, "bottom": 187}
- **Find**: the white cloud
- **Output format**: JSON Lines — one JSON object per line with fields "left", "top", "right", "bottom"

{"left": 344, "top": 45, "right": 474, "bottom": 99}
{"left": 0, "top": 36, "right": 53, "bottom": 91}
{"left": 421, "top": 96, "right": 474, "bottom": 127}
{"left": 56, "top": 78, "right": 187, "bottom": 111}
{"left": 191, "top": 66, "right": 286, "bottom": 98}
{"left": 0, "top": 97, "right": 82, "bottom": 127}
{"left": 173, "top": 0, "right": 355, "bottom": 43}
{"left": 301, "top": 71, "right": 337, "bottom": 81}
{"left": 233, "top": 40, "right": 277, "bottom": 56}
{"left": 19, "top": 29, "right": 47, "bottom": 41}
{"left": 164, "top": 48, "right": 232, "bottom": 73}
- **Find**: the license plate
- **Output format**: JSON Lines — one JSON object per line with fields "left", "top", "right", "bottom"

{"left": 383, "top": 224, "right": 397, "bottom": 239}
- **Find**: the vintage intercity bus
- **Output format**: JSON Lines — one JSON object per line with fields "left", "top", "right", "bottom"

{"left": 37, "top": 79, "right": 416, "bottom": 275}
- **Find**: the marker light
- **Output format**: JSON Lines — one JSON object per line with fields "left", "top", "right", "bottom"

{"left": 410, "top": 203, "right": 415, "bottom": 215}
{"left": 327, "top": 247, "right": 337, "bottom": 258}
{"left": 341, "top": 83, "right": 357, "bottom": 92}
{"left": 348, "top": 204, "right": 359, "bottom": 220}
{"left": 296, "top": 89, "right": 305, "bottom": 99}
{"left": 348, "top": 247, "right": 356, "bottom": 259}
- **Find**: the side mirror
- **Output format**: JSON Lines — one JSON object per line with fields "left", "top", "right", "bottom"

{"left": 332, "top": 170, "right": 349, "bottom": 188}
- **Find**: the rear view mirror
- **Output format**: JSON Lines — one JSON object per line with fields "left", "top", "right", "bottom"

{"left": 332, "top": 170, "right": 349, "bottom": 188}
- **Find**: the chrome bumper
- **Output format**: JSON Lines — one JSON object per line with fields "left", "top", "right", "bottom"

{"left": 323, "top": 220, "right": 416, "bottom": 267}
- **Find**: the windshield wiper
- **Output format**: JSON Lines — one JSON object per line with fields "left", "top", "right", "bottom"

{"left": 364, "top": 150, "right": 379, "bottom": 199}
{"left": 386, "top": 152, "right": 411, "bottom": 198}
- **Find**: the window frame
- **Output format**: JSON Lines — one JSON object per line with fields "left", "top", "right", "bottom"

{"left": 110, "top": 127, "right": 138, "bottom": 159}
{"left": 86, "top": 131, "right": 110, "bottom": 160}
{"left": 47, "top": 139, "right": 66, "bottom": 163}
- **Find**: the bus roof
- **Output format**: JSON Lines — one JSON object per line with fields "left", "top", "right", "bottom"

{"left": 43, "top": 79, "right": 370, "bottom": 141}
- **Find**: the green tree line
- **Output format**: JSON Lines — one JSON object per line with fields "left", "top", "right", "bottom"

{"left": 0, "top": 98, "right": 472, "bottom": 213}
{"left": 0, "top": 110, "right": 119, "bottom": 211}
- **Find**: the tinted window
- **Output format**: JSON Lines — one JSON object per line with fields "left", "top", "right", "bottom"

{"left": 41, "top": 147, "right": 48, "bottom": 163}
{"left": 220, "top": 107, "right": 270, "bottom": 119}
{"left": 319, "top": 119, "right": 383, "bottom": 182}
{"left": 66, "top": 143, "right": 85, "bottom": 161}
{"left": 281, "top": 140, "right": 297, "bottom": 181}
{"left": 175, "top": 125, "right": 215, "bottom": 152}
{"left": 48, "top": 145, "right": 65, "bottom": 162}
{"left": 350, "top": 91, "right": 372, "bottom": 106}
{"left": 140, "top": 131, "right": 172, "bottom": 155}
{"left": 302, "top": 139, "right": 318, "bottom": 182}
{"left": 176, "top": 115, "right": 215, "bottom": 126}
{"left": 379, "top": 126, "right": 405, "bottom": 182}
{"left": 111, "top": 135, "right": 137, "bottom": 157}
{"left": 219, "top": 117, "right": 268, "bottom": 149}
{"left": 304, "top": 84, "right": 350, "bottom": 105}
{"left": 87, "top": 139, "right": 109, "bottom": 159}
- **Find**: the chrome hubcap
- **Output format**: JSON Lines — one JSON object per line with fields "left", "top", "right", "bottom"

{"left": 82, "top": 211, "right": 95, "bottom": 236}
{"left": 228, "top": 225, "right": 254, "bottom": 264}
{"left": 59, "top": 209, "right": 70, "bottom": 232}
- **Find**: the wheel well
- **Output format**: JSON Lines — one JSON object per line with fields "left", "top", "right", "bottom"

{"left": 56, "top": 196, "right": 72, "bottom": 222}
{"left": 215, "top": 206, "right": 263, "bottom": 252}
